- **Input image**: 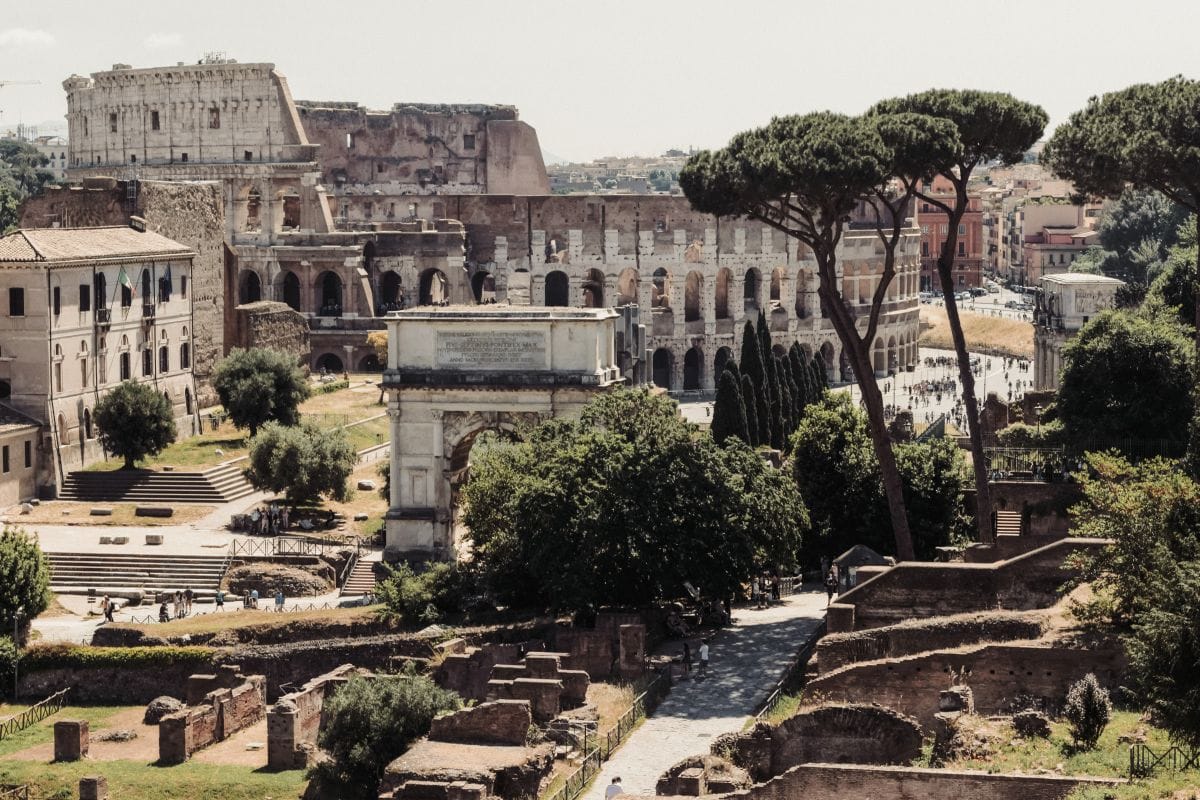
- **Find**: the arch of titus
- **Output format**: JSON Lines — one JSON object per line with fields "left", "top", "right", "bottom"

{"left": 382, "top": 306, "right": 624, "bottom": 559}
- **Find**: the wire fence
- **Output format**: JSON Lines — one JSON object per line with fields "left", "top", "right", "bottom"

{"left": 228, "top": 536, "right": 357, "bottom": 559}
{"left": 542, "top": 673, "right": 671, "bottom": 800}
{"left": 0, "top": 688, "right": 71, "bottom": 742}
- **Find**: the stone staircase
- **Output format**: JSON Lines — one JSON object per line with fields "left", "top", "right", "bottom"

{"left": 340, "top": 559, "right": 379, "bottom": 596}
{"left": 47, "top": 551, "right": 228, "bottom": 596}
{"left": 57, "top": 462, "right": 255, "bottom": 504}
{"left": 995, "top": 510, "right": 1022, "bottom": 537}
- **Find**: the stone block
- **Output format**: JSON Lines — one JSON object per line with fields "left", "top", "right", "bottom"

{"left": 91, "top": 508, "right": 113, "bottom": 517}
{"left": 510, "top": 678, "right": 562, "bottom": 723}
{"left": 53, "top": 719, "right": 88, "bottom": 761}
{"left": 79, "top": 775, "right": 109, "bottom": 800}
{"left": 559, "top": 669, "right": 590, "bottom": 707}
{"left": 490, "top": 664, "right": 525, "bottom": 682}
{"left": 186, "top": 674, "right": 219, "bottom": 705}
{"left": 135, "top": 507, "right": 173, "bottom": 518}
{"left": 618, "top": 624, "right": 646, "bottom": 680}
{"left": 158, "top": 712, "right": 191, "bottom": 765}
{"left": 677, "top": 767, "right": 707, "bottom": 796}
{"left": 430, "top": 699, "right": 531, "bottom": 746}
{"left": 939, "top": 685, "right": 975, "bottom": 714}
{"left": 145, "top": 533, "right": 164, "bottom": 545}
{"left": 825, "top": 603, "right": 856, "bottom": 633}
{"left": 522, "top": 653, "right": 561, "bottom": 679}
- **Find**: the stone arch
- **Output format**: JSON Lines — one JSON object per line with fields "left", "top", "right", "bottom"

{"left": 714, "top": 346, "right": 732, "bottom": 378}
{"left": 795, "top": 270, "right": 812, "bottom": 318}
{"left": 419, "top": 268, "right": 449, "bottom": 306}
{"left": 316, "top": 271, "right": 343, "bottom": 315}
{"left": 544, "top": 270, "right": 569, "bottom": 306}
{"left": 83, "top": 408, "right": 93, "bottom": 440}
{"left": 820, "top": 341, "right": 835, "bottom": 381}
{"left": 582, "top": 268, "right": 605, "bottom": 308}
{"left": 683, "top": 345, "right": 703, "bottom": 391}
{"left": 359, "top": 353, "right": 383, "bottom": 371}
{"left": 238, "top": 269, "right": 262, "bottom": 305}
{"left": 887, "top": 335, "right": 898, "bottom": 374}
{"left": 471, "top": 270, "right": 496, "bottom": 304}
{"left": 652, "top": 348, "right": 673, "bottom": 389}
{"left": 316, "top": 352, "right": 344, "bottom": 374}
{"left": 770, "top": 267, "right": 784, "bottom": 304}
{"left": 278, "top": 270, "right": 301, "bottom": 311}
{"left": 715, "top": 268, "right": 732, "bottom": 320}
{"left": 651, "top": 268, "right": 671, "bottom": 308}
{"left": 617, "top": 267, "right": 638, "bottom": 306}
{"left": 873, "top": 338, "right": 887, "bottom": 375}
{"left": 744, "top": 268, "right": 761, "bottom": 314}
{"left": 684, "top": 271, "right": 703, "bottom": 323}
{"left": 380, "top": 270, "right": 402, "bottom": 307}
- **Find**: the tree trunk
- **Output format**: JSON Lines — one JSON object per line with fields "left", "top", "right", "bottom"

{"left": 818, "top": 281, "right": 916, "bottom": 562}
{"left": 934, "top": 205, "right": 994, "bottom": 544}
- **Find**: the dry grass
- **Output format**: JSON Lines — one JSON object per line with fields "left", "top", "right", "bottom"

{"left": 919, "top": 305, "right": 1034, "bottom": 359}
{"left": 113, "top": 603, "right": 384, "bottom": 637}
{"left": 1, "top": 502, "right": 213, "bottom": 526}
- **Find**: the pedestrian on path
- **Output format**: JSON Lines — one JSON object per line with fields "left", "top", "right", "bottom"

{"left": 275, "top": 589, "right": 285, "bottom": 613}
{"left": 100, "top": 595, "right": 113, "bottom": 623}
{"left": 215, "top": 589, "right": 225, "bottom": 611}
{"left": 605, "top": 778, "right": 623, "bottom": 800}
{"left": 250, "top": 588, "right": 259, "bottom": 609}
{"left": 825, "top": 570, "right": 839, "bottom": 604}
{"left": 184, "top": 587, "right": 194, "bottom": 615}
{"left": 697, "top": 639, "right": 710, "bottom": 678}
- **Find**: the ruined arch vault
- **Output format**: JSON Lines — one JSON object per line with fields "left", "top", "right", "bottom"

{"left": 382, "top": 305, "right": 624, "bottom": 560}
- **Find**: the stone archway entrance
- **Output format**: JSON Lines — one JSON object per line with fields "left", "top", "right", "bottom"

{"left": 382, "top": 306, "right": 625, "bottom": 559}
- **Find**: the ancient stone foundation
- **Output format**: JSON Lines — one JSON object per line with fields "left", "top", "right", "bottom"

{"left": 266, "top": 664, "right": 362, "bottom": 770}
{"left": 159, "top": 668, "right": 267, "bottom": 764}
{"left": 429, "top": 700, "right": 531, "bottom": 746}
{"left": 53, "top": 719, "right": 88, "bottom": 761}
{"left": 78, "top": 776, "right": 109, "bottom": 800}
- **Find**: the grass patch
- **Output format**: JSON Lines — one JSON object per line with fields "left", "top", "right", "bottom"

{"left": 110, "top": 604, "right": 384, "bottom": 638}
{"left": 4, "top": 502, "right": 213, "bottom": 525}
{"left": 919, "top": 304, "right": 1033, "bottom": 359}
{"left": 0, "top": 758, "right": 306, "bottom": 800}
{"left": 0, "top": 704, "right": 130, "bottom": 758}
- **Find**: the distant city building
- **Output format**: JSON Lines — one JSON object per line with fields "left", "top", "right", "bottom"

{"left": 1012, "top": 202, "right": 1100, "bottom": 285}
{"left": 916, "top": 175, "right": 984, "bottom": 290}
{"left": 31, "top": 135, "right": 68, "bottom": 179}
{"left": 1033, "top": 272, "right": 1123, "bottom": 391}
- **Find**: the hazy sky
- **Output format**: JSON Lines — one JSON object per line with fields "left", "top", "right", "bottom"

{"left": 1, "top": 0, "right": 1197, "bottom": 163}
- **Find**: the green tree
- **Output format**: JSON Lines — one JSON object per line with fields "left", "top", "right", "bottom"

{"left": 1057, "top": 310, "right": 1194, "bottom": 449}
{"left": 1063, "top": 674, "right": 1112, "bottom": 751}
{"left": 246, "top": 422, "right": 356, "bottom": 507}
{"left": 740, "top": 321, "right": 768, "bottom": 443}
{"left": 461, "top": 389, "right": 807, "bottom": 610}
{"left": 872, "top": 90, "right": 1048, "bottom": 548}
{"left": 810, "top": 353, "right": 828, "bottom": 392}
{"left": 711, "top": 365, "right": 750, "bottom": 445}
{"left": 0, "top": 526, "right": 51, "bottom": 639}
{"left": 1147, "top": 218, "right": 1198, "bottom": 327}
{"left": 1126, "top": 559, "right": 1200, "bottom": 748}
{"left": 788, "top": 343, "right": 813, "bottom": 413}
{"left": 741, "top": 374, "right": 762, "bottom": 447}
{"left": 212, "top": 348, "right": 310, "bottom": 436}
{"left": 311, "top": 671, "right": 461, "bottom": 800}
{"left": 377, "top": 562, "right": 471, "bottom": 625}
{"left": 0, "top": 139, "right": 56, "bottom": 233}
{"left": 93, "top": 380, "right": 177, "bottom": 469}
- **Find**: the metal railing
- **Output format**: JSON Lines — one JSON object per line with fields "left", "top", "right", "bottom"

{"left": 1130, "top": 744, "right": 1200, "bottom": 777}
{"left": 542, "top": 673, "right": 670, "bottom": 800}
{"left": 125, "top": 599, "right": 342, "bottom": 624}
{"left": 777, "top": 576, "right": 804, "bottom": 598}
{"left": 229, "top": 536, "right": 353, "bottom": 559}
{"left": 753, "top": 619, "right": 827, "bottom": 724}
{"left": 0, "top": 687, "right": 70, "bottom": 742}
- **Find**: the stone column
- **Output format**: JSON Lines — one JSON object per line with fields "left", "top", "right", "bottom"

{"left": 431, "top": 409, "right": 448, "bottom": 553}
{"left": 387, "top": 400, "right": 402, "bottom": 514}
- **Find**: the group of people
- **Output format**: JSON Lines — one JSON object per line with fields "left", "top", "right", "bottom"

{"left": 248, "top": 504, "right": 289, "bottom": 537}
{"left": 676, "top": 638, "right": 711, "bottom": 681}
{"left": 749, "top": 573, "right": 781, "bottom": 609}
{"left": 157, "top": 588, "right": 196, "bottom": 623}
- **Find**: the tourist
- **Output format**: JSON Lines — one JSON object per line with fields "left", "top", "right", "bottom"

{"left": 159, "top": 602, "right": 170, "bottom": 624}
{"left": 174, "top": 590, "right": 184, "bottom": 619}
{"left": 681, "top": 642, "right": 692, "bottom": 679}
{"left": 170, "top": 595, "right": 178, "bottom": 620}
{"left": 250, "top": 588, "right": 260, "bottom": 609}
{"left": 697, "top": 639, "right": 710, "bottom": 678}
{"left": 825, "top": 570, "right": 839, "bottom": 604}
{"left": 242, "top": 591, "right": 251, "bottom": 609}
{"left": 275, "top": 589, "right": 285, "bottom": 613}
{"left": 605, "top": 778, "right": 623, "bottom": 800}
{"left": 215, "top": 589, "right": 225, "bottom": 611}
{"left": 184, "top": 587, "right": 194, "bottom": 615}
{"left": 101, "top": 595, "right": 114, "bottom": 623}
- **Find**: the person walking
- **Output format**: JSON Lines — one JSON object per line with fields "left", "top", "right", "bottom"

{"left": 100, "top": 595, "right": 113, "bottom": 623}
{"left": 183, "top": 587, "right": 194, "bottom": 616}
{"left": 215, "top": 589, "right": 225, "bottom": 612}
{"left": 697, "top": 639, "right": 710, "bottom": 678}
{"left": 275, "top": 589, "right": 285, "bottom": 613}
{"left": 250, "top": 588, "right": 260, "bottom": 609}
{"left": 681, "top": 641, "right": 693, "bottom": 680}
{"left": 825, "top": 570, "right": 839, "bottom": 604}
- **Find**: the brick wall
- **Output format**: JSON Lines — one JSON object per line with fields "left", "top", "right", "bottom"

{"left": 266, "top": 664, "right": 358, "bottom": 770}
{"left": 804, "top": 642, "right": 1126, "bottom": 730}
{"left": 717, "top": 763, "right": 1118, "bottom": 800}
{"left": 159, "top": 674, "right": 266, "bottom": 764}
{"left": 232, "top": 300, "right": 310, "bottom": 361}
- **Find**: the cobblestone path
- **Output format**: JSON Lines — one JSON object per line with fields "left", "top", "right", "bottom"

{"left": 582, "top": 590, "right": 828, "bottom": 798}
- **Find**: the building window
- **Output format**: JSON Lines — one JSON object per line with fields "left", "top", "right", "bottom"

{"left": 159, "top": 346, "right": 169, "bottom": 373}
{"left": 463, "top": 133, "right": 476, "bottom": 150}
{"left": 958, "top": 241, "right": 966, "bottom": 256}
{"left": 81, "top": 356, "right": 88, "bottom": 388}
{"left": 151, "top": 110, "right": 160, "bottom": 131}
{"left": 377, "top": 163, "right": 384, "bottom": 174}
{"left": 120, "top": 352, "right": 130, "bottom": 380}
{"left": 121, "top": 280, "right": 132, "bottom": 308}
{"left": 79, "top": 284, "right": 91, "bottom": 312}
{"left": 95, "top": 273, "right": 107, "bottom": 307}
{"left": 180, "top": 275, "right": 187, "bottom": 298}
{"left": 244, "top": 150, "right": 253, "bottom": 162}
{"left": 208, "top": 108, "right": 220, "bottom": 129}
{"left": 52, "top": 286, "right": 60, "bottom": 316}
{"left": 180, "top": 342, "right": 190, "bottom": 369}
{"left": 23, "top": 440, "right": 31, "bottom": 469}
{"left": 109, "top": 113, "right": 117, "bottom": 132}
{"left": 159, "top": 274, "right": 171, "bottom": 303}
{"left": 920, "top": 225, "right": 929, "bottom": 235}
{"left": 141, "top": 269, "right": 152, "bottom": 300}
{"left": 142, "top": 349, "right": 153, "bottom": 377}
{"left": 921, "top": 241, "right": 929, "bottom": 257}
{"left": 940, "top": 224, "right": 949, "bottom": 234}
{"left": 2, "top": 446, "right": 8, "bottom": 474}
{"left": 958, "top": 224, "right": 967, "bottom": 236}
{"left": 180, "top": 153, "right": 188, "bottom": 162}
{"left": 83, "top": 117, "right": 88, "bottom": 136}
{"left": 130, "top": 154, "right": 136, "bottom": 163}
{"left": 53, "top": 345, "right": 62, "bottom": 393}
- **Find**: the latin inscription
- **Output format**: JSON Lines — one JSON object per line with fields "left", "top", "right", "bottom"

{"left": 436, "top": 330, "right": 547, "bottom": 370}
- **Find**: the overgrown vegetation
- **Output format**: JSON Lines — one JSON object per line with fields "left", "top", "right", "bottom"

{"left": 376, "top": 562, "right": 474, "bottom": 625}
{"left": 1064, "top": 674, "right": 1112, "bottom": 750}
{"left": 19, "top": 643, "right": 214, "bottom": 672}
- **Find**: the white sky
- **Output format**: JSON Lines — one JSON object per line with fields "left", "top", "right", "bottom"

{"left": 1, "top": 0, "right": 1197, "bottom": 163}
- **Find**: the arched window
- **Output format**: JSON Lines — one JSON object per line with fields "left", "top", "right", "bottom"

{"left": 120, "top": 352, "right": 131, "bottom": 381}
{"left": 142, "top": 348, "right": 153, "bottom": 377}
{"left": 83, "top": 408, "right": 93, "bottom": 440}
{"left": 80, "top": 341, "right": 89, "bottom": 388}
{"left": 180, "top": 342, "right": 190, "bottom": 369}
{"left": 159, "top": 346, "right": 169, "bottom": 373}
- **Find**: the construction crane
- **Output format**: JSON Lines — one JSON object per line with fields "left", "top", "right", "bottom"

{"left": 0, "top": 80, "right": 41, "bottom": 125}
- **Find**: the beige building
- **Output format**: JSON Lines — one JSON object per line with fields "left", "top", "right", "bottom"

{"left": 1033, "top": 272, "right": 1124, "bottom": 391}
{"left": 0, "top": 223, "right": 199, "bottom": 480}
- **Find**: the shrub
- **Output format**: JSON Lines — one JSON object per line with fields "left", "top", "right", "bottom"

{"left": 1064, "top": 673, "right": 1112, "bottom": 749}
{"left": 377, "top": 562, "right": 470, "bottom": 624}
{"left": 224, "top": 563, "right": 332, "bottom": 598}
{"left": 20, "top": 643, "right": 214, "bottom": 672}
{"left": 0, "top": 636, "right": 16, "bottom": 696}
{"left": 310, "top": 669, "right": 461, "bottom": 800}
{"left": 311, "top": 379, "right": 350, "bottom": 396}
{"left": 0, "top": 526, "right": 51, "bottom": 637}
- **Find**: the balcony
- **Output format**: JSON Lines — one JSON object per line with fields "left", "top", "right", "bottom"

{"left": 95, "top": 308, "right": 111, "bottom": 326}
{"left": 141, "top": 303, "right": 156, "bottom": 322}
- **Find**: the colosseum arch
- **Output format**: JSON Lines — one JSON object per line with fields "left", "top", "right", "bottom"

{"left": 714, "top": 268, "right": 732, "bottom": 320}
{"left": 795, "top": 271, "right": 812, "bottom": 318}
{"left": 380, "top": 270, "right": 403, "bottom": 308}
{"left": 582, "top": 268, "right": 605, "bottom": 308}
{"left": 276, "top": 270, "right": 301, "bottom": 310}
{"left": 684, "top": 271, "right": 703, "bottom": 324}
{"left": 744, "top": 268, "right": 761, "bottom": 314}
{"left": 617, "top": 267, "right": 638, "bottom": 306}
{"left": 238, "top": 269, "right": 262, "bottom": 304}
{"left": 873, "top": 338, "right": 887, "bottom": 376}
{"left": 419, "top": 268, "right": 449, "bottom": 306}
{"left": 472, "top": 270, "right": 495, "bottom": 303}
{"left": 714, "top": 346, "right": 732, "bottom": 378}
{"left": 651, "top": 268, "right": 671, "bottom": 308}
{"left": 683, "top": 345, "right": 703, "bottom": 391}
{"left": 316, "top": 271, "right": 343, "bottom": 315}
{"left": 652, "top": 348, "right": 673, "bottom": 389}
{"left": 544, "top": 270, "right": 569, "bottom": 306}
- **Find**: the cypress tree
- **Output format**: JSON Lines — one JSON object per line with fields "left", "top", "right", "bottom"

{"left": 741, "top": 374, "right": 761, "bottom": 447}
{"left": 778, "top": 358, "right": 796, "bottom": 442}
{"left": 712, "top": 368, "right": 750, "bottom": 445}
{"left": 739, "top": 321, "right": 768, "bottom": 443}
{"left": 768, "top": 363, "right": 785, "bottom": 450}
{"left": 811, "top": 352, "right": 829, "bottom": 391}
{"left": 782, "top": 357, "right": 801, "bottom": 434}
{"left": 757, "top": 312, "right": 783, "bottom": 446}
{"left": 789, "top": 343, "right": 811, "bottom": 413}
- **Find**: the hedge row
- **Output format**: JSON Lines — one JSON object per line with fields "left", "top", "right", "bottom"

{"left": 20, "top": 643, "right": 215, "bottom": 671}
{"left": 311, "top": 380, "right": 350, "bottom": 396}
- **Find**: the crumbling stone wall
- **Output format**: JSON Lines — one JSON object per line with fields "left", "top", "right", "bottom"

{"left": 715, "top": 763, "right": 1117, "bottom": 800}
{"left": 803, "top": 641, "right": 1126, "bottom": 731}
{"left": 159, "top": 671, "right": 267, "bottom": 764}
{"left": 827, "top": 538, "right": 1104, "bottom": 632}
{"left": 551, "top": 612, "right": 646, "bottom": 681}
{"left": 429, "top": 700, "right": 531, "bottom": 746}
{"left": 815, "top": 611, "right": 1047, "bottom": 674}
{"left": 711, "top": 705, "right": 922, "bottom": 783}
{"left": 232, "top": 301, "right": 310, "bottom": 363}
{"left": 267, "top": 664, "right": 359, "bottom": 770}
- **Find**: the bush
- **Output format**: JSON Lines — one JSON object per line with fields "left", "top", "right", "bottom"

{"left": 224, "top": 563, "right": 332, "bottom": 598}
{"left": 310, "top": 669, "right": 461, "bottom": 800}
{"left": 93, "top": 381, "right": 177, "bottom": 469}
{"left": 0, "top": 636, "right": 16, "bottom": 696}
{"left": 20, "top": 643, "right": 214, "bottom": 672}
{"left": 0, "top": 526, "right": 51, "bottom": 637}
{"left": 312, "top": 379, "right": 350, "bottom": 395}
{"left": 1064, "top": 673, "right": 1112, "bottom": 749}
{"left": 377, "top": 562, "right": 470, "bottom": 624}
{"left": 246, "top": 421, "right": 356, "bottom": 506}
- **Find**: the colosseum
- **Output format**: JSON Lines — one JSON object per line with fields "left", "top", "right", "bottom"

{"left": 58, "top": 57, "right": 921, "bottom": 387}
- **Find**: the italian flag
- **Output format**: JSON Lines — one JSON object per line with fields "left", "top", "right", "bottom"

{"left": 117, "top": 266, "right": 135, "bottom": 298}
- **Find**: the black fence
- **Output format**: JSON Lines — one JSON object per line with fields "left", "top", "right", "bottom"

{"left": 1130, "top": 743, "right": 1200, "bottom": 777}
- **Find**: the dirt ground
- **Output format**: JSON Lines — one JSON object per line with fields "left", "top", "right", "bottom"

{"left": 2, "top": 502, "right": 213, "bottom": 527}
